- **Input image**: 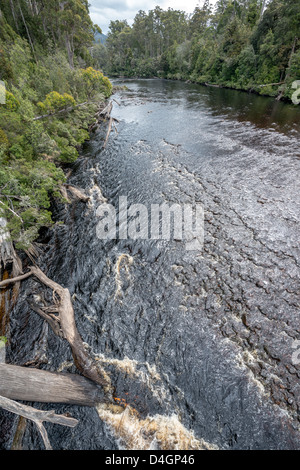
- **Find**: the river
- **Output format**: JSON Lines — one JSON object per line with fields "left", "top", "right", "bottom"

{"left": 1, "top": 79, "right": 300, "bottom": 450}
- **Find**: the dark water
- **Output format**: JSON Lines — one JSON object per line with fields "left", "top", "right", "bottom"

{"left": 1, "top": 79, "right": 300, "bottom": 450}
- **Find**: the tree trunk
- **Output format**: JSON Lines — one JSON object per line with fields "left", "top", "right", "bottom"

{"left": 0, "top": 363, "right": 103, "bottom": 406}
{"left": 103, "top": 117, "right": 113, "bottom": 148}
{"left": 276, "top": 36, "right": 298, "bottom": 101}
{"left": 17, "top": 0, "right": 37, "bottom": 63}
{"left": 0, "top": 266, "right": 112, "bottom": 397}
{"left": 260, "top": 0, "right": 266, "bottom": 19}
{"left": 0, "top": 394, "right": 78, "bottom": 450}
{"left": 9, "top": 0, "right": 19, "bottom": 31}
{"left": 65, "top": 35, "right": 74, "bottom": 68}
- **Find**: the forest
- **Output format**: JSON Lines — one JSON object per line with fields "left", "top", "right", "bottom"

{"left": 0, "top": 0, "right": 112, "bottom": 250}
{"left": 1, "top": 0, "right": 300, "bottom": 453}
{"left": 94, "top": 0, "right": 300, "bottom": 101}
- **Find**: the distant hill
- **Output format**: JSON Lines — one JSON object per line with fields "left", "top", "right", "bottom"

{"left": 94, "top": 31, "right": 107, "bottom": 44}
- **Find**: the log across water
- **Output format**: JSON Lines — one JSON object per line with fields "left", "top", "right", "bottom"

{"left": 0, "top": 364, "right": 103, "bottom": 407}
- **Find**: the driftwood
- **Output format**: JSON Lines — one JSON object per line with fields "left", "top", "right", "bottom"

{"left": 99, "top": 101, "right": 113, "bottom": 118}
{"left": 59, "top": 184, "right": 89, "bottom": 204}
{"left": 0, "top": 364, "right": 103, "bottom": 406}
{"left": 59, "top": 185, "right": 71, "bottom": 203}
{"left": 11, "top": 416, "right": 27, "bottom": 450}
{"left": 63, "top": 184, "right": 90, "bottom": 203}
{"left": 89, "top": 100, "right": 119, "bottom": 150}
{"left": 0, "top": 270, "right": 32, "bottom": 288}
{"left": 28, "top": 301, "right": 62, "bottom": 338}
{"left": 103, "top": 116, "right": 113, "bottom": 149}
{"left": 0, "top": 266, "right": 112, "bottom": 396}
{"left": 0, "top": 263, "right": 112, "bottom": 449}
{"left": 205, "top": 82, "right": 221, "bottom": 88}
{"left": 0, "top": 394, "right": 78, "bottom": 450}
{"left": 90, "top": 100, "right": 119, "bottom": 131}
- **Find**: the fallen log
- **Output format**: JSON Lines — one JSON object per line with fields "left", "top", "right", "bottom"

{"left": 33, "top": 101, "right": 91, "bottom": 121}
{"left": 59, "top": 185, "right": 71, "bottom": 203}
{"left": 0, "top": 363, "right": 103, "bottom": 407}
{"left": 99, "top": 101, "right": 113, "bottom": 119}
{"left": 28, "top": 301, "right": 62, "bottom": 338}
{"left": 63, "top": 184, "right": 90, "bottom": 203}
{"left": 0, "top": 395, "right": 78, "bottom": 450}
{"left": 103, "top": 116, "right": 113, "bottom": 149}
{"left": 205, "top": 82, "right": 221, "bottom": 88}
{"left": 0, "top": 266, "right": 112, "bottom": 397}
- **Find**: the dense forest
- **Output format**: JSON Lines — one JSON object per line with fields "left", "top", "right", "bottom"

{"left": 1, "top": 0, "right": 299, "bottom": 251}
{"left": 0, "top": 0, "right": 112, "bottom": 249}
{"left": 94, "top": 0, "right": 300, "bottom": 101}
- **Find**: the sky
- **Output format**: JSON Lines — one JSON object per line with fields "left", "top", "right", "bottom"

{"left": 89, "top": 0, "right": 218, "bottom": 35}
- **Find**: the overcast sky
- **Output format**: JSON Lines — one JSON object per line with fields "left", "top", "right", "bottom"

{"left": 89, "top": 0, "right": 217, "bottom": 34}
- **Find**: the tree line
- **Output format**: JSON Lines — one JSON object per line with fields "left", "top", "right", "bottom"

{"left": 94, "top": 0, "right": 299, "bottom": 102}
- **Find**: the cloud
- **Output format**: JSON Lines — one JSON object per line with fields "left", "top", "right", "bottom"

{"left": 89, "top": 0, "right": 209, "bottom": 34}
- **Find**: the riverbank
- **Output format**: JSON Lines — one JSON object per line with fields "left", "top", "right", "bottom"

{"left": 108, "top": 73, "right": 297, "bottom": 104}
{"left": 1, "top": 78, "right": 300, "bottom": 450}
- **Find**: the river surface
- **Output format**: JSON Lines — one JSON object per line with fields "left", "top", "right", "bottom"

{"left": 1, "top": 79, "right": 300, "bottom": 450}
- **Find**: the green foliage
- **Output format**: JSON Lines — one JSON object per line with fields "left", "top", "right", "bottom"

{"left": 38, "top": 92, "right": 76, "bottom": 114}
{"left": 0, "top": 47, "right": 13, "bottom": 81}
{"left": 80, "top": 67, "right": 113, "bottom": 98}
{"left": 0, "top": 2, "right": 112, "bottom": 249}
{"left": 4, "top": 90, "right": 20, "bottom": 111}
{"left": 103, "top": 0, "right": 300, "bottom": 103}
{"left": 0, "top": 128, "right": 9, "bottom": 147}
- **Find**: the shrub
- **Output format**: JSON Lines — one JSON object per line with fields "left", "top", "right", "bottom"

{"left": 37, "top": 91, "right": 76, "bottom": 114}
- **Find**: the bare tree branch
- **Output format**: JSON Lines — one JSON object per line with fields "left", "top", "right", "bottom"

{"left": 0, "top": 395, "right": 78, "bottom": 450}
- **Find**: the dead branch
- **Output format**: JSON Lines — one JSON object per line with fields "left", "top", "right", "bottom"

{"left": 30, "top": 265, "right": 111, "bottom": 392}
{"left": 0, "top": 270, "right": 32, "bottom": 289}
{"left": 2, "top": 266, "right": 112, "bottom": 395}
{"left": 59, "top": 185, "right": 71, "bottom": 203}
{"left": 103, "top": 117, "right": 113, "bottom": 149}
{"left": 99, "top": 101, "right": 113, "bottom": 119}
{"left": 33, "top": 101, "right": 91, "bottom": 121}
{"left": 205, "top": 82, "right": 221, "bottom": 88}
{"left": 0, "top": 200, "right": 23, "bottom": 222}
{"left": 113, "top": 121, "right": 118, "bottom": 134}
{"left": 0, "top": 265, "right": 112, "bottom": 396}
{"left": 0, "top": 363, "right": 104, "bottom": 406}
{"left": 0, "top": 395, "right": 78, "bottom": 450}
{"left": 28, "top": 301, "right": 63, "bottom": 338}
{"left": 63, "top": 184, "right": 90, "bottom": 203}
{"left": 11, "top": 416, "right": 27, "bottom": 450}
